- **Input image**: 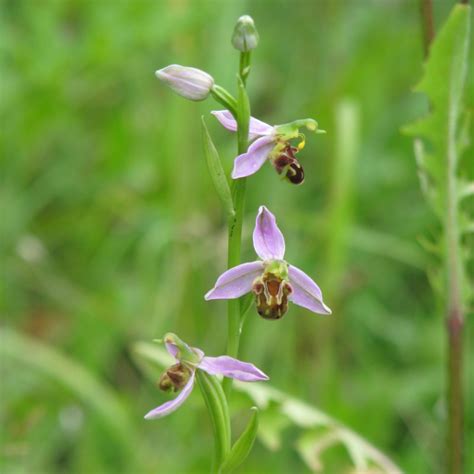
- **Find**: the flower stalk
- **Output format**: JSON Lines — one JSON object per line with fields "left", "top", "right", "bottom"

{"left": 211, "top": 85, "right": 238, "bottom": 117}
{"left": 224, "top": 56, "right": 251, "bottom": 395}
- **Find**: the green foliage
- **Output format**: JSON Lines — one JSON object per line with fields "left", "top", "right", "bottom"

{"left": 404, "top": 4, "right": 472, "bottom": 307}
{"left": 404, "top": 4, "right": 471, "bottom": 211}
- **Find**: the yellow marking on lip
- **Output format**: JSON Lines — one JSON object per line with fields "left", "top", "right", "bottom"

{"left": 297, "top": 133, "right": 306, "bottom": 150}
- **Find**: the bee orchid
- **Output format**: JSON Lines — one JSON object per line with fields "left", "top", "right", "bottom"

{"left": 144, "top": 333, "right": 268, "bottom": 420}
{"left": 212, "top": 110, "right": 323, "bottom": 184}
{"left": 205, "top": 206, "right": 331, "bottom": 319}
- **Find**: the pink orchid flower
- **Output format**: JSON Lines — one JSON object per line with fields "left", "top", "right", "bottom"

{"left": 145, "top": 333, "right": 268, "bottom": 420}
{"left": 206, "top": 206, "right": 331, "bottom": 319}
{"left": 212, "top": 110, "right": 323, "bottom": 184}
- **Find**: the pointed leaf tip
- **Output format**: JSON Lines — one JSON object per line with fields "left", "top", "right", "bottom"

{"left": 221, "top": 407, "right": 259, "bottom": 473}
{"left": 201, "top": 117, "right": 235, "bottom": 219}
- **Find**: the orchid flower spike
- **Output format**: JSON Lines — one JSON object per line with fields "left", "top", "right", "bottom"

{"left": 212, "top": 110, "right": 324, "bottom": 184}
{"left": 144, "top": 333, "right": 268, "bottom": 420}
{"left": 206, "top": 206, "right": 331, "bottom": 319}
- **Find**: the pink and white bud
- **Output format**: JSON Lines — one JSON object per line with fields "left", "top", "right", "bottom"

{"left": 155, "top": 64, "right": 214, "bottom": 101}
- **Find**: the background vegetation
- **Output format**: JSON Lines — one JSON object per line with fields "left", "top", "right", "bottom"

{"left": 1, "top": 0, "right": 472, "bottom": 473}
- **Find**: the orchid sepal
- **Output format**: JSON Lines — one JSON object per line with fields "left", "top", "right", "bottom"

{"left": 274, "top": 118, "right": 319, "bottom": 138}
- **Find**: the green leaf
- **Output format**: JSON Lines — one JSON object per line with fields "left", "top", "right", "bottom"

{"left": 296, "top": 430, "right": 340, "bottom": 473}
{"left": 195, "top": 370, "right": 231, "bottom": 472}
{"left": 258, "top": 403, "right": 291, "bottom": 451}
{"left": 221, "top": 407, "right": 259, "bottom": 473}
{"left": 457, "top": 110, "right": 471, "bottom": 156}
{"left": 458, "top": 179, "right": 474, "bottom": 201}
{"left": 404, "top": 4, "right": 471, "bottom": 212}
{"left": 404, "top": 4, "right": 471, "bottom": 309}
{"left": 413, "top": 138, "right": 436, "bottom": 209}
{"left": 237, "top": 381, "right": 402, "bottom": 474}
{"left": 404, "top": 5, "right": 470, "bottom": 145}
{"left": 201, "top": 117, "right": 235, "bottom": 219}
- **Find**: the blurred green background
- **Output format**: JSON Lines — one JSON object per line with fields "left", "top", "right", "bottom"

{"left": 1, "top": 0, "right": 472, "bottom": 473}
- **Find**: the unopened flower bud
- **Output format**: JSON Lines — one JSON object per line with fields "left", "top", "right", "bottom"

{"left": 155, "top": 65, "right": 214, "bottom": 101}
{"left": 232, "top": 15, "right": 259, "bottom": 52}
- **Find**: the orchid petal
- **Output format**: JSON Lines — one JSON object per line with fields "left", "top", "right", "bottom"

{"left": 253, "top": 206, "right": 286, "bottom": 260}
{"left": 199, "top": 356, "right": 269, "bottom": 382}
{"left": 144, "top": 371, "right": 195, "bottom": 420}
{"left": 288, "top": 265, "right": 331, "bottom": 315}
{"left": 211, "top": 110, "right": 274, "bottom": 140}
{"left": 205, "top": 261, "right": 264, "bottom": 300}
{"left": 165, "top": 340, "right": 203, "bottom": 362}
{"left": 165, "top": 342, "right": 179, "bottom": 359}
{"left": 231, "top": 136, "right": 275, "bottom": 179}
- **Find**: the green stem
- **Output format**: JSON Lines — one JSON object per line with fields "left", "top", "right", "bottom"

{"left": 419, "top": 0, "right": 435, "bottom": 57}
{"left": 445, "top": 71, "right": 464, "bottom": 474}
{"left": 225, "top": 179, "right": 246, "bottom": 360}
{"left": 223, "top": 52, "right": 251, "bottom": 396}
{"left": 223, "top": 180, "right": 246, "bottom": 395}
{"left": 196, "top": 370, "right": 231, "bottom": 473}
{"left": 239, "top": 51, "right": 251, "bottom": 85}
{"left": 211, "top": 85, "right": 238, "bottom": 117}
